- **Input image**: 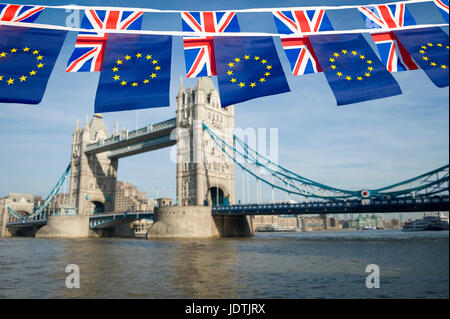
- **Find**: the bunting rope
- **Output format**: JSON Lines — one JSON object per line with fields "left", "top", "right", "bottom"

{"left": 0, "top": 19, "right": 447, "bottom": 37}
{"left": 0, "top": 0, "right": 448, "bottom": 37}
{"left": 0, "top": 0, "right": 440, "bottom": 13}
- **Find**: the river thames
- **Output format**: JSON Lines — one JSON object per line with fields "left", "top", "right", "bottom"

{"left": 0, "top": 230, "right": 448, "bottom": 299}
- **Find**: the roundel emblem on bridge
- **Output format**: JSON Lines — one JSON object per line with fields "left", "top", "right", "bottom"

{"left": 361, "top": 190, "right": 370, "bottom": 198}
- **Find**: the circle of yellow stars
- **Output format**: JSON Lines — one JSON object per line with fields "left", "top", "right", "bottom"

{"left": 329, "top": 49, "right": 374, "bottom": 82}
{"left": 226, "top": 55, "right": 272, "bottom": 88}
{"left": 112, "top": 52, "right": 160, "bottom": 87}
{"left": 419, "top": 42, "right": 449, "bottom": 71}
{"left": 0, "top": 47, "right": 44, "bottom": 86}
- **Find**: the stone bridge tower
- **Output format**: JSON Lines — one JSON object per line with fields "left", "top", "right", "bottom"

{"left": 69, "top": 114, "right": 118, "bottom": 216}
{"left": 175, "top": 77, "right": 235, "bottom": 207}
{"left": 149, "top": 77, "right": 252, "bottom": 238}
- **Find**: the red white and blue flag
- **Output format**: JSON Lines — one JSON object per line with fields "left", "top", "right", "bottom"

{"left": 358, "top": 4, "right": 418, "bottom": 72}
{"left": 0, "top": 4, "right": 44, "bottom": 23}
{"left": 181, "top": 11, "right": 240, "bottom": 78}
{"left": 358, "top": 4, "right": 416, "bottom": 29}
{"left": 66, "top": 10, "right": 143, "bottom": 72}
{"left": 272, "top": 10, "right": 334, "bottom": 75}
{"left": 370, "top": 32, "right": 418, "bottom": 72}
{"left": 433, "top": 0, "right": 449, "bottom": 22}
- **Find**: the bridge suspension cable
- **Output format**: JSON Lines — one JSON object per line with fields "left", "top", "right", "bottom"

{"left": 7, "top": 163, "right": 71, "bottom": 222}
{"left": 202, "top": 122, "right": 449, "bottom": 201}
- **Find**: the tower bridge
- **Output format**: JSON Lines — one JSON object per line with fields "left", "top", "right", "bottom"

{"left": 1, "top": 77, "right": 448, "bottom": 238}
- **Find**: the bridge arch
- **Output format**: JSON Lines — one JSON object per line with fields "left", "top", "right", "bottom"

{"left": 207, "top": 182, "right": 232, "bottom": 206}
{"left": 85, "top": 194, "right": 106, "bottom": 215}
{"left": 209, "top": 187, "right": 224, "bottom": 206}
{"left": 92, "top": 201, "right": 105, "bottom": 215}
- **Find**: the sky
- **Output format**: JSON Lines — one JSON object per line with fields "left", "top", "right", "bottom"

{"left": 0, "top": 0, "right": 448, "bottom": 219}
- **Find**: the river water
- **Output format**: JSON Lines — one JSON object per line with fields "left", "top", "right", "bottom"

{"left": 0, "top": 230, "right": 448, "bottom": 299}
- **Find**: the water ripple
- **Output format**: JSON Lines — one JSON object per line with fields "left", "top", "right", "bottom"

{"left": 0, "top": 230, "right": 448, "bottom": 298}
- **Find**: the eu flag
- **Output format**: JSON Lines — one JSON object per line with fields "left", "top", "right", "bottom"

{"left": 95, "top": 34, "right": 172, "bottom": 113}
{"left": 309, "top": 33, "right": 402, "bottom": 106}
{"left": 0, "top": 26, "right": 67, "bottom": 104}
{"left": 393, "top": 27, "right": 449, "bottom": 88}
{"left": 214, "top": 36, "right": 290, "bottom": 107}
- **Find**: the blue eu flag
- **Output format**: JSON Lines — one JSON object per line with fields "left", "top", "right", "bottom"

{"left": 95, "top": 34, "right": 172, "bottom": 113}
{"left": 394, "top": 27, "right": 449, "bottom": 88}
{"left": 214, "top": 36, "right": 290, "bottom": 107}
{"left": 0, "top": 26, "right": 67, "bottom": 104}
{"left": 309, "top": 33, "right": 402, "bottom": 106}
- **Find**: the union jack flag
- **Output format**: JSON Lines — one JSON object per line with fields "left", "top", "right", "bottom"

{"left": 358, "top": 4, "right": 416, "bottom": 29}
{"left": 371, "top": 32, "right": 418, "bottom": 72}
{"left": 433, "top": 0, "right": 449, "bottom": 22}
{"left": 66, "top": 10, "right": 143, "bottom": 72}
{"left": 181, "top": 11, "right": 240, "bottom": 78}
{"left": 0, "top": 4, "right": 44, "bottom": 23}
{"left": 358, "top": 4, "right": 418, "bottom": 72}
{"left": 272, "top": 10, "right": 333, "bottom": 75}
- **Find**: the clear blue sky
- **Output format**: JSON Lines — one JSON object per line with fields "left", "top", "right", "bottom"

{"left": 0, "top": 0, "right": 448, "bottom": 219}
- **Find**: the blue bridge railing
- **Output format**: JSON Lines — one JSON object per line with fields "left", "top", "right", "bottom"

{"left": 212, "top": 196, "right": 449, "bottom": 215}
{"left": 89, "top": 211, "right": 154, "bottom": 229}
{"left": 6, "top": 211, "right": 154, "bottom": 230}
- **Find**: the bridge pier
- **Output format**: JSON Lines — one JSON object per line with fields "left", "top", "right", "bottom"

{"left": 147, "top": 206, "right": 254, "bottom": 238}
{"left": 35, "top": 215, "right": 91, "bottom": 238}
{"left": 35, "top": 215, "right": 136, "bottom": 238}
{"left": 0, "top": 204, "right": 12, "bottom": 237}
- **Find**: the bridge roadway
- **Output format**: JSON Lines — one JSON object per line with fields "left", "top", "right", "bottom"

{"left": 6, "top": 219, "right": 47, "bottom": 229}
{"left": 211, "top": 196, "right": 449, "bottom": 215}
{"left": 89, "top": 212, "right": 154, "bottom": 229}
{"left": 84, "top": 118, "right": 176, "bottom": 158}
{"left": 6, "top": 196, "right": 448, "bottom": 229}
{"left": 6, "top": 212, "right": 154, "bottom": 230}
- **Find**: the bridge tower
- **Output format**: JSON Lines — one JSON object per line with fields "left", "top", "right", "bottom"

{"left": 176, "top": 77, "right": 235, "bottom": 207}
{"left": 69, "top": 114, "right": 118, "bottom": 216}
{"left": 149, "top": 77, "right": 253, "bottom": 238}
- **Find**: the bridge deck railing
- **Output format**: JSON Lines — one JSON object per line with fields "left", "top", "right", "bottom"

{"left": 89, "top": 211, "right": 154, "bottom": 229}
{"left": 212, "top": 196, "right": 449, "bottom": 215}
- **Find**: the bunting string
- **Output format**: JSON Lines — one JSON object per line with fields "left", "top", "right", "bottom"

{"left": 0, "top": 0, "right": 440, "bottom": 13}
{"left": 0, "top": 19, "right": 447, "bottom": 37}
{"left": 0, "top": 0, "right": 447, "bottom": 36}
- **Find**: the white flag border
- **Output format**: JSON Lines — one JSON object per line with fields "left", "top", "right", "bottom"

{"left": 2, "top": 0, "right": 438, "bottom": 13}
{"left": 0, "top": 20, "right": 447, "bottom": 37}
